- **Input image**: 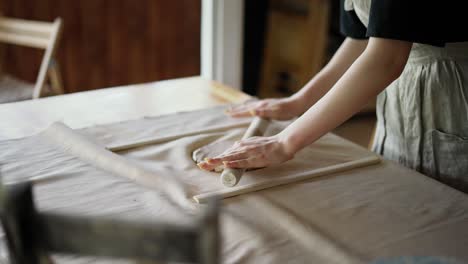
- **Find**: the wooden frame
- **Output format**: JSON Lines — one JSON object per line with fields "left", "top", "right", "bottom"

{"left": 0, "top": 16, "right": 64, "bottom": 99}
{"left": 194, "top": 156, "right": 381, "bottom": 203}
{"left": 201, "top": 0, "right": 244, "bottom": 90}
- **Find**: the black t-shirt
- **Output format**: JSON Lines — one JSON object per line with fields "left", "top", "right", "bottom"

{"left": 340, "top": 0, "right": 468, "bottom": 47}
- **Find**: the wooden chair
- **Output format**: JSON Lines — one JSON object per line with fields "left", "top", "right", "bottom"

{"left": 0, "top": 17, "right": 63, "bottom": 104}
{"left": 0, "top": 180, "right": 220, "bottom": 264}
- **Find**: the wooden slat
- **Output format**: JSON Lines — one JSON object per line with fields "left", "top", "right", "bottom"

{"left": 0, "top": 17, "right": 53, "bottom": 36}
{"left": 0, "top": 31, "right": 49, "bottom": 48}
{"left": 193, "top": 156, "right": 381, "bottom": 203}
{"left": 2, "top": 0, "right": 44, "bottom": 82}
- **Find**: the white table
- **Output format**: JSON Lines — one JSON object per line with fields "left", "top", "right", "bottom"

{"left": 1, "top": 77, "right": 467, "bottom": 263}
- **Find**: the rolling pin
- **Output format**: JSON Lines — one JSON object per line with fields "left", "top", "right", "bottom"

{"left": 221, "top": 117, "right": 270, "bottom": 187}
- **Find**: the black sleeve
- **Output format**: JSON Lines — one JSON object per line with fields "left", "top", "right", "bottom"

{"left": 366, "top": 0, "right": 444, "bottom": 46}
{"left": 339, "top": 0, "right": 368, "bottom": 40}
{"left": 340, "top": 0, "right": 467, "bottom": 46}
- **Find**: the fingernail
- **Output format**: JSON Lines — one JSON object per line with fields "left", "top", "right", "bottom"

{"left": 206, "top": 158, "right": 218, "bottom": 164}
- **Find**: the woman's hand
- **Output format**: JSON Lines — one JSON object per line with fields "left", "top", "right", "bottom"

{"left": 197, "top": 134, "right": 295, "bottom": 170}
{"left": 225, "top": 97, "right": 303, "bottom": 120}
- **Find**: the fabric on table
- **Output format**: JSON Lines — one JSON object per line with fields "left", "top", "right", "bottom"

{"left": 370, "top": 256, "right": 464, "bottom": 264}
{"left": 1, "top": 106, "right": 468, "bottom": 263}
{"left": 28, "top": 118, "right": 376, "bottom": 204}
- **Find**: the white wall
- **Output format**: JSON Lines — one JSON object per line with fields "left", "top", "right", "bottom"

{"left": 201, "top": 0, "right": 244, "bottom": 90}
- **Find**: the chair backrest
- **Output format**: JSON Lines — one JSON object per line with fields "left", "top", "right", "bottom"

{"left": 0, "top": 180, "right": 220, "bottom": 264}
{"left": 0, "top": 17, "right": 63, "bottom": 98}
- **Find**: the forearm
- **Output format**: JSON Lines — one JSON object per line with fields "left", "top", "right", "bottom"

{"left": 291, "top": 38, "right": 368, "bottom": 112}
{"left": 281, "top": 38, "right": 412, "bottom": 154}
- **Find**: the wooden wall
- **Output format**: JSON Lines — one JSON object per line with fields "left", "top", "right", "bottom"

{"left": 0, "top": 0, "right": 201, "bottom": 93}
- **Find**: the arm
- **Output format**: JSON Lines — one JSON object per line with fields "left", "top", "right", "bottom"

{"left": 226, "top": 38, "right": 368, "bottom": 119}
{"left": 199, "top": 38, "right": 412, "bottom": 170}
{"left": 291, "top": 37, "right": 369, "bottom": 112}
{"left": 281, "top": 38, "right": 412, "bottom": 155}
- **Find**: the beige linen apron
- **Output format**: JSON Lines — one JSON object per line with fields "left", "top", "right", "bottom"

{"left": 345, "top": 0, "right": 468, "bottom": 193}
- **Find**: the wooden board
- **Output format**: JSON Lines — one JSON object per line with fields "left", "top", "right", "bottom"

{"left": 193, "top": 156, "right": 381, "bottom": 203}
{"left": 258, "top": 0, "right": 330, "bottom": 98}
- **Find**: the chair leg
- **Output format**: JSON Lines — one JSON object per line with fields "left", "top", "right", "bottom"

{"left": 47, "top": 60, "right": 64, "bottom": 95}
{"left": 367, "top": 123, "right": 376, "bottom": 150}
{"left": 0, "top": 43, "right": 5, "bottom": 77}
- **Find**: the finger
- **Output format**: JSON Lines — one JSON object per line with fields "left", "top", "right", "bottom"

{"left": 197, "top": 161, "right": 218, "bottom": 171}
{"left": 204, "top": 156, "right": 225, "bottom": 165}
{"left": 210, "top": 150, "right": 252, "bottom": 163}
{"left": 236, "top": 137, "right": 268, "bottom": 145}
{"left": 226, "top": 100, "right": 266, "bottom": 117}
{"left": 256, "top": 100, "right": 271, "bottom": 108}
{"left": 201, "top": 156, "right": 225, "bottom": 170}
{"left": 224, "top": 156, "right": 266, "bottom": 169}
{"left": 227, "top": 100, "right": 258, "bottom": 113}
{"left": 225, "top": 104, "right": 246, "bottom": 113}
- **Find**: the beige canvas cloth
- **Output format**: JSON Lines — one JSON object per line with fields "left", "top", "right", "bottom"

{"left": 1, "top": 106, "right": 467, "bottom": 263}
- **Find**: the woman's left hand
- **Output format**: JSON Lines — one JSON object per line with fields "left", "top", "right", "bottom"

{"left": 197, "top": 135, "right": 295, "bottom": 171}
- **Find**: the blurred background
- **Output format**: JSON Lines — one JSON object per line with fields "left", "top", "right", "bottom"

{"left": 0, "top": 0, "right": 201, "bottom": 93}
{"left": 0, "top": 0, "right": 375, "bottom": 146}
{"left": 0, "top": 0, "right": 345, "bottom": 94}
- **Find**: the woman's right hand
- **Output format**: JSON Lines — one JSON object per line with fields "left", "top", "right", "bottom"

{"left": 225, "top": 97, "right": 304, "bottom": 120}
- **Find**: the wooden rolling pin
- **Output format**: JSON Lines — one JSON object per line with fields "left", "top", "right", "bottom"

{"left": 221, "top": 117, "right": 270, "bottom": 187}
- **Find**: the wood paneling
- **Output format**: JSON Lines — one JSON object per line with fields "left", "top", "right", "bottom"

{"left": 258, "top": 0, "right": 329, "bottom": 98}
{"left": 0, "top": 0, "right": 201, "bottom": 93}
